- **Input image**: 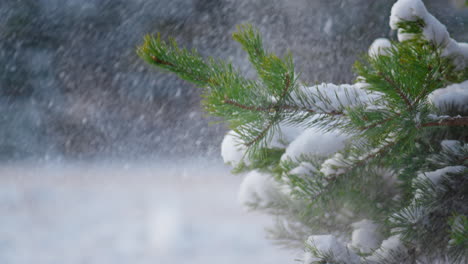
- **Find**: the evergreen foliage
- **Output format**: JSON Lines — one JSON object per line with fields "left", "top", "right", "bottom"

{"left": 139, "top": 0, "right": 467, "bottom": 263}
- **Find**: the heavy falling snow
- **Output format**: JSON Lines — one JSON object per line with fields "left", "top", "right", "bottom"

{"left": 1, "top": 0, "right": 467, "bottom": 263}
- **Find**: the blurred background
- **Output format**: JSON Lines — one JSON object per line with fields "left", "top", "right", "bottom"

{"left": 0, "top": 0, "right": 467, "bottom": 263}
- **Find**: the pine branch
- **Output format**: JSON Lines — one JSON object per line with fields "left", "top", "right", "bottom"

{"left": 138, "top": 34, "right": 214, "bottom": 86}
{"left": 421, "top": 116, "right": 468, "bottom": 128}
{"left": 360, "top": 115, "right": 399, "bottom": 131}
{"left": 305, "top": 141, "right": 397, "bottom": 204}
{"left": 279, "top": 73, "right": 291, "bottom": 100}
{"left": 355, "top": 141, "right": 397, "bottom": 166}
{"left": 412, "top": 59, "right": 445, "bottom": 106}
{"left": 245, "top": 121, "right": 275, "bottom": 147}
{"left": 150, "top": 55, "right": 175, "bottom": 68}
{"left": 244, "top": 72, "right": 291, "bottom": 147}
{"left": 222, "top": 98, "right": 344, "bottom": 115}
{"left": 222, "top": 98, "right": 274, "bottom": 112}
{"left": 379, "top": 72, "right": 413, "bottom": 110}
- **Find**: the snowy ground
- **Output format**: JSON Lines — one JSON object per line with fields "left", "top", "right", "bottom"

{"left": 0, "top": 160, "right": 296, "bottom": 264}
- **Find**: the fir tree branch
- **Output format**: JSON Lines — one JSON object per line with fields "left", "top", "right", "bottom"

{"left": 279, "top": 73, "right": 291, "bottom": 100}
{"left": 288, "top": 106, "right": 343, "bottom": 115}
{"left": 360, "top": 115, "right": 399, "bottom": 131}
{"left": 421, "top": 116, "right": 468, "bottom": 128}
{"left": 245, "top": 120, "right": 275, "bottom": 147}
{"left": 412, "top": 60, "right": 443, "bottom": 106}
{"left": 244, "top": 73, "right": 291, "bottom": 147}
{"left": 356, "top": 141, "right": 397, "bottom": 166}
{"left": 307, "top": 180, "right": 335, "bottom": 204}
{"left": 148, "top": 54, "right": 215, "bottom": 85}
{"left": 222, "top": 98, "right": 273, "bottom": 112}
{"left": 307, "top": 141, "right": 397, "bottom": 204}
{"left": 150, "top": 55, "right": 176, "bottom": 68}
{"left": 222, "top": 98, "right": 343, "bottom": 115}
{"left": 379, "top": 72, "right": 413, "bottom": 110}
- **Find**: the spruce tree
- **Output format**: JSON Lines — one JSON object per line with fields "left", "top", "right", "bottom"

{"left": 138, "top": 0, "right": 467, "bottom": 263}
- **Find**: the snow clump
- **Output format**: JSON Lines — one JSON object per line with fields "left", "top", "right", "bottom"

{"left": 238, "top": 170, "right": 280, "bottom": 209}
{"left": 350, "top": 219, "right": 382, "bottom": 254}
{"left": 291, "top": 83, "right": 379, "bottom": 114}
{"left": 390, "top": 0, "right": 468, "bottom": 69}
{"left": 304, "top": 235, "right": 360, "bottom": 264}
{"left": 418, "top": 166, "right": 465, "bottom": 186}
{"left": 368, "top": 38, "right": 392, "bottom": 57}
{"left": 367, "top": 235, "right": 407, "bottom": 262}
{"left": 221, "top": 130, "right": 248, "bottom": 166}
{"left": 281, "top": 128, "right": 349, "bottom": 161}
{"left": 428, "top": 80, "right": 468, "bottom": 113}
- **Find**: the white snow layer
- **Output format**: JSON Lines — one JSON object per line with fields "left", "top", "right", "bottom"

{"left": 292, "top": 83, "right": 377, "bottom": 114}
{"left": 418, "top": 166, "right": 466, "bottom": 186}
{"left": 320, "top": 153, "right": 348, "bottom": 177}
{"left": 269, "top": 123, "right": 305, "bottom": 149}
{"left": 238, "top": 170, "right": 279, "bottom": 208}
{"left": 289, "top": 162, "right": 318, "bottom": 177}
{"left": 428, "top": 80, "right": 468, "bottom": 113}
{"left": 222, "top": 124, "right": 305, "bottom": 166}
{"left": 350, "top": 220, "right": 382, "bottom": 254}
{"left": 304, "top": 235, "right": 360, "bottom": 264}
{"left": 281, "top": 128, "right": 349, "bottom": 161}
{"left": 367, "top": 235, "right": 406, "bottom": 262}
{"left": 441, "top": 139, "right": 462, "bottom": 152}
{"left": 221, "top": 130, "right": 248, "bottom": 166}
{"left": 368, "top": 38, "right": 392, "bottom": 57}
{"left": 390, "top": 0, "right": 468, "bottom": 69}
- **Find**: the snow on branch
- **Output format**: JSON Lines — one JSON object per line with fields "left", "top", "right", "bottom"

{"left": 390, "top": 0, "right": 468, "bottom": 69}
{"left": 304, "top": 235, "right": 360, "bottom": 264}
{"left": 428, "top": 80, "right": 468, "bottom": 114}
